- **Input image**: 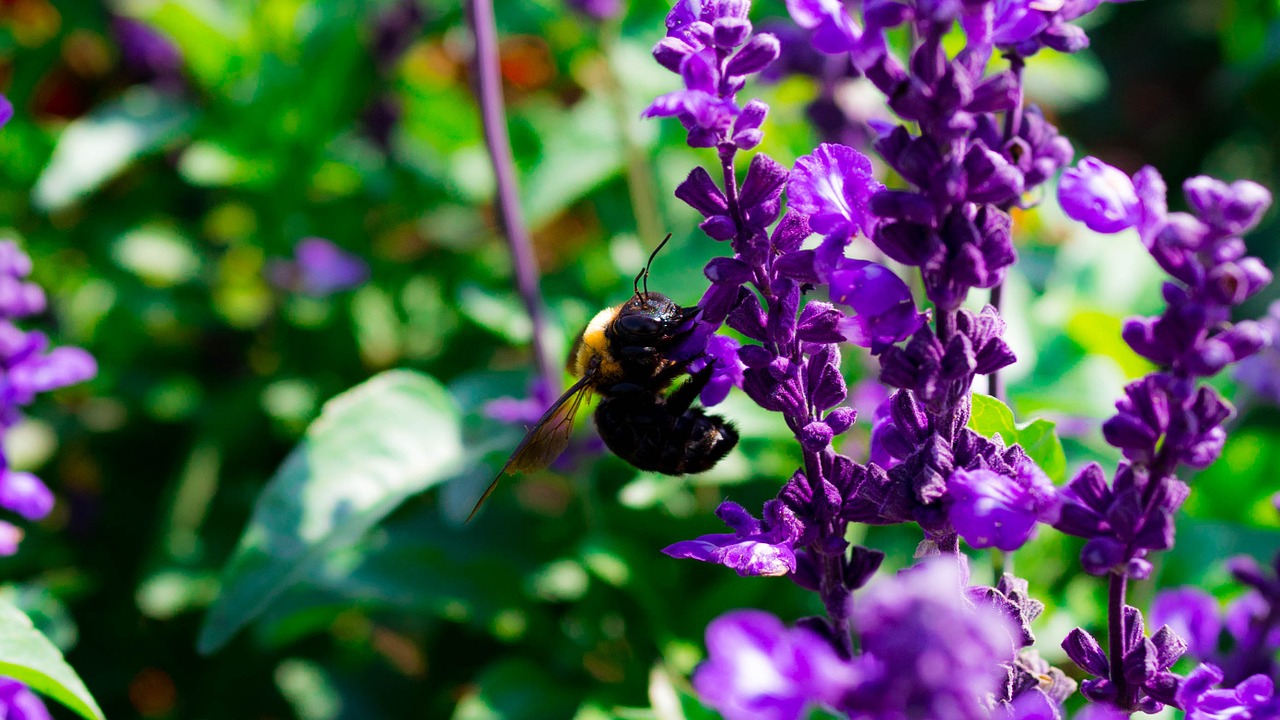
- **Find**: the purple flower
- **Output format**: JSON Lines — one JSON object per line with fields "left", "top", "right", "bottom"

{"left": 786, "top": 143, "right": 882, "bottom": 238}
{"left": 0, "top": 679, "right": 51, "bottom": 720}
{"left": 269, "top": 238, "right": 370, "bottom": 297}
{"left": 664, "top": 500, "right": 803, "bottom": 577}
{"left": 692, "top": 609, "right": 860, "bottom": 720}
{"left": 0, "top": 470, "right": 53, "bottom": 522}
{"left": 1058, "top": 157, "right": 1140, "bottom": 233}
{"left": 784, "top": 0, "right": 860, "bottom": 54}
{"left": 0, "top": 242, "right": 96, "bottom": 555}
{"left": 688, "top": 334, "right": 745, "bottom": 406}
{"left": 0, "top": 95, "right": 11, "bottom": 128}
{"left": 1177, "top": 664, "right": 1279, "bottom": 720}
{"left": 829, "top": 259, "right": 925, "bottom": 352}
{"left": 946, "top": 464, "right": 1059, "bottom": 552}
{"left": 1151, "top": 587, "right": 1222, "bottom": 661}
{"left": 843, "top": 558, "right": 1019, "bottom": 719}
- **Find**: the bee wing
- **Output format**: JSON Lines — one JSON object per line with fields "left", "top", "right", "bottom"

{"left": 466, "top": 372, "right": 596, "bottom": 522}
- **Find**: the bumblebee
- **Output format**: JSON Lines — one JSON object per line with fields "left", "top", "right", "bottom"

{"left": 468, "top": 236, "right": 739, "bottom": 521}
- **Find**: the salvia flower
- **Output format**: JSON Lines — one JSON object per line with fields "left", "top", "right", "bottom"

{"left": 947, "top": 463, "right": 1059, "bottom": 552}
{"left": 268, "top": 237, "right": 370, "bottom": 298}
{"left": 692, "top": 609, "right": 859, "bottom": 720}
{"left": 842, "top": 558, "right": 1019, "bottom": 719}
{"left": 1177, "top": 664, "right": 1279, "bottom": 720}
{"left": 664, "top": 499, "right": 802, "bottom": 577}
{"left": 0, "top": 241, "right": 97, "bottom": 555}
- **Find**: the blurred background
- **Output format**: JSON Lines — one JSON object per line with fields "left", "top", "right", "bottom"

{"left": 0, "top": 0, "right": 1279, "bottom": 718}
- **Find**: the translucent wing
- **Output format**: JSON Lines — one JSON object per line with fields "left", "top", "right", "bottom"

{"left": 467, "top": 368, "right": 597, "bottom": 522}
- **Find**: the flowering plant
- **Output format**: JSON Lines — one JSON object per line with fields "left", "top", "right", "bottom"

{"left": 635, "top": 0, "right": 1280, "bottom": 717}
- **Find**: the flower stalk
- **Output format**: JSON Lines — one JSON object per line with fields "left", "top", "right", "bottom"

{"left": 465, "top": 0, "right": 558, "bottom": 396}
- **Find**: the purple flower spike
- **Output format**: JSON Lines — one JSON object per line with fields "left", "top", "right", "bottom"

{"left": 663, "top": 500, "right": 804, "bottom": 577}
{"left": 1058, "top": 157, "right": 1140, "bottom": 233}
{"left": 946, "top": 464, "right": 1059, "bottom": 552}
{"left": 693, "top": 609, "right": 859, "bottom": 720}
{"left": 787, "top": 143, "right": 883, "bottom": 237}
{"left": 1150, "top": 587, "right": 1222, "bottom": 661}
{"left": 270, "top": 238, "right": 370, "bottom": 297}
{"left": 829, "top": 259, "right": 925, "bottom": 352}
{"left": 1177, "top": 664, "right": 1279, "bottom": 719}
{"left": 0, "top": 678, "right": 52, "bottom": 720}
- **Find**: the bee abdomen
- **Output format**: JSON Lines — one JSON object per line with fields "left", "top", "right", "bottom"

{"left": 595, "top": 397, "right": 738, "bottom": 475}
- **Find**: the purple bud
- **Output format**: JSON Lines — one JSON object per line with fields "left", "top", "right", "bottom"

{"left": 1184, "top": 176, "right": 1272, "bottom": 235}
{"left": 726, "top": 33, "right": 780, "bottom": 76}
{"left": 0, "top": 471, "right": 54, "bottom": 521}
{"left": 713, "top": 17, "right": 753, "bottom": 50}
{"left": 1058, "top": 157, "right": 1140, "bottom": 233}
{"left": 826, "top": 406, "right": 856, "bottom": 435}
{"left": 653, "top": 37, "right": 695, "bottom": 72}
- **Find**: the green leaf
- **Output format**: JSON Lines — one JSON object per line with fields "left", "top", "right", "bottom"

{"left": 967, "top": 394, "right": 1068, "bottom": 482}
{"left": 1016, "top": 418, "right": 1068, "bottom": 482}
{"left": 197, "top": 370, "right": 465, "bottom": 654}
{"left": 967, "top": 393, "right": 1017, "bottom": 443}
{"left": 0, "top": 598, "right": 104, "bottom": 720}
{"left": 32, "top": 88, "right": 195, "bottom": 211}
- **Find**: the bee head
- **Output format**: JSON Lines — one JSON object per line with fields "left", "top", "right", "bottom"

{"left": 612, "top": 293, "right": 700, "bottom": 348}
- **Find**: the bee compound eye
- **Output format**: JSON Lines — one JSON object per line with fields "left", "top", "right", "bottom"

{"left": 616, "top": 314, "right": 662, "bottom": 337}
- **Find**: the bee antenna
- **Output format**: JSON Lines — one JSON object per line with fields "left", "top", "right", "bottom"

{"left": 636, "top": 233, "right": 672, "bottom": 299}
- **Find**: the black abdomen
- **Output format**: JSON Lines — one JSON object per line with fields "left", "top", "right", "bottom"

{"left": 594, "top": 395, "right": 738, "bottom": 475}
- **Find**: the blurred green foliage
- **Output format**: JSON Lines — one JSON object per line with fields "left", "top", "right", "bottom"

{"left": 0, "top": 0, "right": 1279, "bottom": 718}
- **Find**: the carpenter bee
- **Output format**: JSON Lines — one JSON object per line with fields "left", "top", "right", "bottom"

{"left": 468, "top": 235, "right": 739, "bottom": 521}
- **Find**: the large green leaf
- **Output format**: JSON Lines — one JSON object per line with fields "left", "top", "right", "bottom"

{"left": 967, "top": 394, "right": 1067, "bottom": 482}
{"left": 0, "top": 599, "right": 104, "bottom": 720}
{"left": 197, "top": 370, "right": 465, "bottom": 653}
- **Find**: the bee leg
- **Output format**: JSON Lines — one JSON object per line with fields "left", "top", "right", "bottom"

{"left": 664, "top": 362, "right": 715, "bottom": 414}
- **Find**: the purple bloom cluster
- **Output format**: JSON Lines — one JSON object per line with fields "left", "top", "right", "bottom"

{"left": 634, "top": 0, "right": 1279, "bottom": 718}
{"left": 0, "top": 241, "right": 96, "bottom": 556}
{"left": 1049, "top": 159, "right": 1274, "bottom": 713}
{"left": 692, "top": 559, "right": 1026, "bottom": 720}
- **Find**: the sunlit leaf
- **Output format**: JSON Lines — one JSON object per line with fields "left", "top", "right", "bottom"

{"left": 0, "top": 599, "right": 104, "bottom": 720}
{"left": 968, "top": 394, "right": 1067, "bottom": 481}
{"left": 197, "top": 370, "right": 465, "bottom": 653}
{"left": 32, "top": 88, "right": 195, "bottom": 211}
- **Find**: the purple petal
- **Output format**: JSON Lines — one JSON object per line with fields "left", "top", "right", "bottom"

{"left": 1150, "top": 587, "right": 1220, "bottom": 661}
{"left": 1058, "top": 157, "right": 1140, "bottom": 233}
{"left": 788, "top": 143, "right": 883, "bottom": 237}
{"left": 0, "top": 471, "right": 54, "bottom": 521}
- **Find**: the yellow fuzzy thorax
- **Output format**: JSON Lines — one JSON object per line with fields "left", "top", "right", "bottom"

{"left": 572, "top": 306, "right": 623, "bottom": 381}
